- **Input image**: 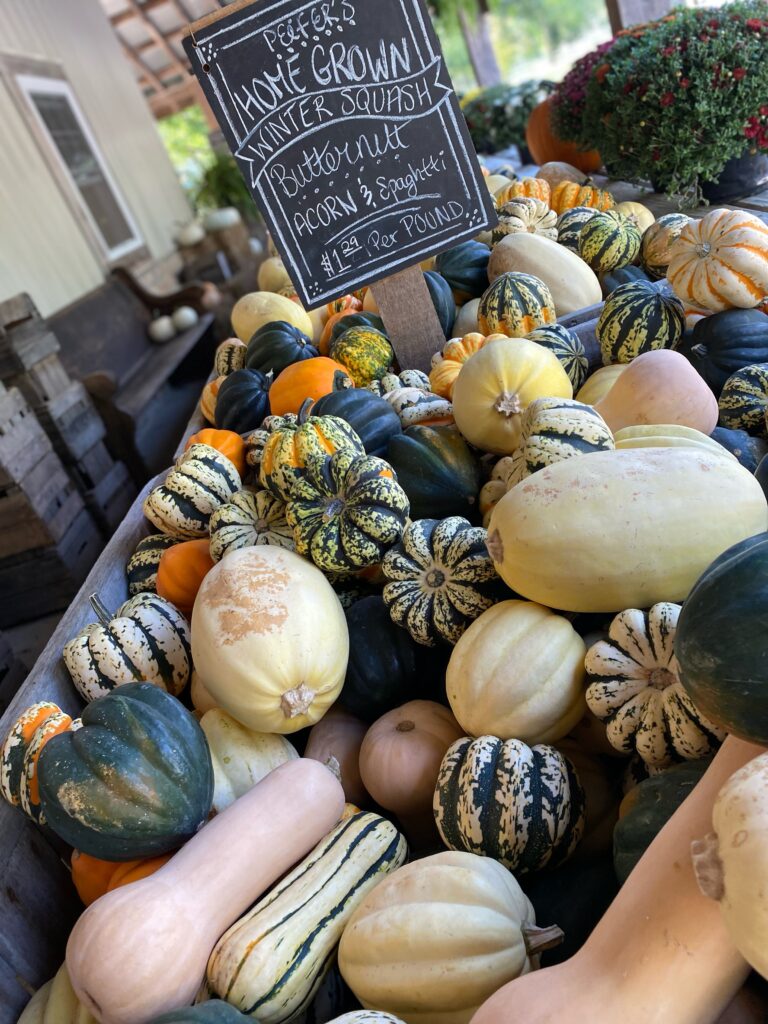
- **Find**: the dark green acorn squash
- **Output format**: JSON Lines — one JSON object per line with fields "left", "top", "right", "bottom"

{"left": 386, "top": 424, "right": 481, "bottom": 521}
{"left": 38, "top": 683, "right": 213, "bottom": 860}
{"left": 688, "top": 309, "right": 768, "bottom": 397}
{"left": 329, "top": 312, "right": 387, "bottom": 347}
{"left": 424, "top": 271, "right": 457, "bottom": 338}
{"left": 435, "top": 241, "right": 491, "bottom": 304}
{"left": 151, "top": 1002, "right": 247, "bottom": 1024}
{"left": 312, "top": 388, "right": 401, "bottom": 458}
{"left": 215, "top": 369, "right": 271, "bottom": 433}
{"left": 613, "top": 760, "right": 711, "bottom": 883}
{"left": 245, "top": 321, "right": 318, "bottom": 376}
{"left": 756, "top": 452, "right": 768, "bottom": 501}
{"left": 599, "top": 264, "right": 651, "bottom": 298}
{"left": 676, "top": 533, "right": 768, "bottom": 745}
{"left": 710, "top": 426, "right": 768, "bottom": 472}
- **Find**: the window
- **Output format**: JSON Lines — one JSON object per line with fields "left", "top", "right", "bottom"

{"left": 15, "top": 74, "right": 142, "bottom": 262}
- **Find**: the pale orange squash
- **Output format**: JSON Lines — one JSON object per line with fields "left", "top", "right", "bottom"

{"left": 185, "top": 428, "right": 246, "bottom": 477}
{"left": 550, "top": 180, "right": 614, "bottom": 216}
{"left": 304, "top": 707, "right": 369, "bottom": 806}
{"left": 495, "top": 178, "right": 551, "bottom": 206}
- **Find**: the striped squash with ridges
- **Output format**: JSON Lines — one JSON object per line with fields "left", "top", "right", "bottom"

{"left": 209, "top": 489, "right": 295, "bottom": 561}
{"left": 639, "top": 213, "right": 691, "bottom": 280}
{"left": 206, "top": 811, "right": 407, "bottom": 1024}
{"left": 1, "top": 701, "right": 62, "bottom": 807}
{"left": 478, "top": 272, "right": 556, "bottom": 337}
{"left": 214, "top": 339, "right": 247, "bottom": 377}
{"left": 555, "top": 206, "right": 598, "bottom": 252}
{"left": 551, "top": 181, "right": 614, "bottom": 215}
{"left": 63, "top": 593, "right": 192, "bottom": 703}
{"left": 381, "top": 517, "right": 503, "bottom": 646}
{"left": 596, "top": 280, "right": 685, "bottom": 364}
{"left": 526, "top": 324, "right": 589, "bottom": 390}
{"left": 511, "top": 397, "right": 614, "bottom": 485}
{"left": 492, "top": 197, "right": 557, "bottom": 244}
{"left": 19, "top": 711, "right": 77, "bottom": 823}
{"left": 578, "top": 210, "right": 641, "bottom": 275}
{"left": 143, "top": 444, "right": 241, "bottom": 539}
{"left": 245, "top": 414, "right": 298, "bottom": 470}
{"left": 433, "top": 735, "right": 585, "bottom": 873}
{"left": 126, "top": 534, "right": 179, "bottom": 596}
{"left": 585, "top": 603, "right": 726, "bottom": 769}
{"left": 718, "top": 363, "right": 768, "bottom": 435}
{"left": 260, "top": 410, "right": 364, "bottom": 502}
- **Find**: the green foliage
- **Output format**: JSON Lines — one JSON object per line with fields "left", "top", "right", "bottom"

{"left": 194, "top": 152, "right": 261, "bottom": 223}
{"left": 461, "top": 81, "right": 554, "bottom": 153}
{"left": 156, "top": 106, "right": 213, "bottom": 195}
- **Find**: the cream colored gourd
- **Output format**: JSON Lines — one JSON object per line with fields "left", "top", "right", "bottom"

{"left": 452, "top": 299, "right": 481, "bottom": 337}
{"left": 575, "top": 364, "right": 627, "bottom": 405}
{"left": 479, "top": 455, "right": 519, "bottom": 526}
{"left": 231, "top": 292, "right": 312, "bottom": 343}
{"left": 17, "top": 982, "right": 53, "bottom": 1024}
{"left": 447, "top": 600, "right": 586, "bottom": 744}
{"left": 66, "top": 759, "right": 344, "bottom": 1024}
{"left": 614, "top": 424, "right": 733, "bottom": 458}
{"left": 469, "top": 737, "right": 760, "bottom": 1024}
{"left": 486, "top": 447, "right": 768, "bottom": 613}
{"left": 257, "top": 256, "right": 294, "bottom": 293}
{"left": 191, "top": 546, "right": 347, "bottom": 733}
{"left": 339, "top": 851, "right": 560, "bottom": 1024}
{"left": 17, "top": 963, "right": 98, "bottom": 1024}
{"left": 487, "top": 234, "right": 601, "bottom": 315}
{"left": 199, "top": 708, "right": 298, "bottom": 813}
{"left": 305, "top": 707, "right": 369, "bottom": 806}
{"left": 594, "top": 349, "right": 719, "bottom": 434}
{"left": 535, "top": 161, "right": 585, "bottom": 188}
{"left": 190, "top": 671, "right": 217, "bottom": 714}
{"left": 693, "top": 751, "right": 768, "bottom": 981}
{"left": 485, "top": 174, "right": 514, "bottom": 194}
{"left": 615, "top": 202, "right": 655, "bottom": 233}
{"left": 452, "top": 337, "right": 572, "bottom": 454}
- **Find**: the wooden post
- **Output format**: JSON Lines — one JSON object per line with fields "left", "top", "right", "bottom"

{"left": 605, "top": 0, "right": 672, "bottom": 32}
{"left": 371, "top": 267, "right": 447, "bottom": 374}
{"left": 458, "top": 6, "right": 502, "bottom": 88}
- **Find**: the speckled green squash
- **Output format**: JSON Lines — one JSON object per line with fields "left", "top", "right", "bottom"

{"left": 556, "top": 206, "right": 598, "bottom": 253}
{"left": 526, "top": 324, "right": 589, "bottom": 391}
{"left": 381, "top": 517, "right": 502, "bottom": 646}
{"left": 578, "top": 211, "right": 641, "bottom": 275}
{"left": 478, "top": 272, "right": 556, "bottom": 337}
{"left": 285, "top": 450, "right": 409, "bottom": 573}
{"left": 433, "top": 735, "right": 585, "bottom": 873}
{"left": 596, "top": 281, "right": 685, "bottom": 364}
{"left": 245, "top": 414, "right": 298, "bottom": 471}
{"left": 215, "top": 340, "right": 247, "bottom": 377}
{"left": 718, "top": 363, "right": 768, "bottom": 436}
{"left": 259, "top": 409, "right": 364, "bottom": 501}
{"left": 209, "top": 489, "right": 294, "bottom": 561}
{"left": 126, "top": 534, "right": 179, "bottom": 595}
{"left": 510, "top": 397, "right": 615, "bottom": 485}
{"left": 585, "top": 602, "right": 725, "bottom": 769}
{"left": 329, "top": 327, "right": 394, "bottom": 387}
{"left": 640, "top": 212, "right": 691, "bottom": 280}
{"left": 143, "top": 444, "right": 241, "bottom": 539}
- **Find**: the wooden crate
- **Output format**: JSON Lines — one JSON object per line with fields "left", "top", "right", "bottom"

{"left": 0, "top": 295, "right": 60, "bottom": 380}
{"left": 0, "top": 452, "right": 84, "bottom": 560}
{"left": 8, "top": 353, "right": 72, "bottom": 410}
{"left": 0, "top": 389, "right": 53, "bottom": 489}
{"left": 72, "top": 440, "right": 116, "bottom": 492}
{"left": 37, "top": 382, "right": 107, "bottom": 465}
{"left": 85, "top": 461, "right": 136, "bottom": 536}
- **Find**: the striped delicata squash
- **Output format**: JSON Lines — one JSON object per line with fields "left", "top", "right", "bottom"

{"left": 143, "top": 444, "right": 241, "bottom": 539}
{"left": 205, "top": 811, "right": 407, "bottom": 1024}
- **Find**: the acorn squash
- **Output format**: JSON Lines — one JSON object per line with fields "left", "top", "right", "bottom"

{"left": 424, "top": 271, "right": 457, "bottom": 337}
{"left": 718, "top": 363, "right": 768, "bottom": 436}
{"left": 245, "top": 321, "right": 318, "bottom": 376}
{"left": 596, "top": 281, "right": 685, "bottom": 364}
{"left": 434, "top": 241, "right": 491, "bottom": 304}
{"left": 385, "top": 424, "right": 481, "bottom": 520}
{"left": 312, "top": 388, "right": 402, "bottom": 458}
{"left": 688, "top": 309, "right": 768, "bottom": 396}
{"left": 478, "top": 272, "right": 557, "bottom": 337}
{"left": 215, "top": 369, "right": 272, "bottom": 434}
{"left": 709, "top": 426, "right": 768, "bottom": 470}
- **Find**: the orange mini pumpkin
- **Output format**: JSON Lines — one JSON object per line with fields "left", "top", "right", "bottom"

{"left": 326, "top": 294, "right": 363, "bottom": 317}
{"left": 495, "top": 177, "right": 551, "bottom": 206}
{"left": 71, "top": 850, "right": 172, "bottom": 906}
{"left": 200, "top": 375, "right": 225, "bottom": 425}
{"left": 269, "top": 356, "right": 351, "bottom": 416}
{"left": 551, "top": 180, "right": 615, "bottom": 215}
{"left": 156, "top": 538, "right": 215, "bottom": 618}
{"left": 185, "top": 428, "right": 246, "bottom": 477}
{"left": 429, "top": 332, "right": 506, "bottom": 399}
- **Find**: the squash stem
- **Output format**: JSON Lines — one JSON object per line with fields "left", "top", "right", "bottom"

{"left": 522, "top": 923, "right": 565, "bottom": 955}
{"left": 298, "top": 398, "right": 314, "bottom": 425}
{"left": 89, "top": 594, "right": 113, "bottom": 627}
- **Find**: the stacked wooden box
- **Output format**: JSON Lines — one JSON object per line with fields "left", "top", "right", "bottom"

{"left": 0, "top": 295, "right": 135, "bottom": 538}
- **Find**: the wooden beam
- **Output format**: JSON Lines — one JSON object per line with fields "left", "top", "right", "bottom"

{"left": 605, "top": 0, "right": 672, "bottom": 31}
{"left": 111, "top": 0, "right": 170, "bottom": 26}
{"left": 121, "top": 43, "right": 165, "bottom": 92}
{"left": 122, "top": 0, "right": 188, "bottom": 76}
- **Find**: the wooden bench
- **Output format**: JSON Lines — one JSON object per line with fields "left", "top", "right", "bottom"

{"left": 48, "top": 271, "right": 215, "bottom": 485}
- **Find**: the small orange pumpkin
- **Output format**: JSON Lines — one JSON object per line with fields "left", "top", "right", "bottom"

{"left": 156, "top": 538, "right": 215, "bottom": 618}
{"left": 185, "top": 428, "right": 246, "bottom": 477}
{"left": 200, "top": 376, "right": 225, "bottom": 425}
{"left": 269, "top": 356, "right": 352, "bottom": 416}
{"left": 429, "top": 333, "right": 505, "bottom": 399}
{"left": 551, "top": 180, "right": 615, "bottom": 215}
{"left": 525, "top": 97, "right": 602, "bottom": 175}
{"left": 326, "top": 295, "right": 363, "bottom": 317}
{"left": 495, "top": 178, "right": 551, "bottom": 206}
{"left": 71, "top": 850, "right": 172, "bottom": 906}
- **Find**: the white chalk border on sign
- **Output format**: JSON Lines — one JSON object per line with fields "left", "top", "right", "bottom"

{"left": 183, "top": 0, "right": 497, "bottom": 314}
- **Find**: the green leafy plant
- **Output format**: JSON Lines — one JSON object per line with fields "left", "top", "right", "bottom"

{"left": 194, "top": 152, "right": 261, "bottom": 223}
{"left": 461, "top": 80, "right": 555, "bottom": 154}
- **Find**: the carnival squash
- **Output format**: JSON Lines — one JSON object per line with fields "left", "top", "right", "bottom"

{"left": 269, "top": 357, "right": 352, "bottom": 416}
{"left": 492, "top": 198, "right": 557, "bottom": 244}
{"left": 477, "top": 273, "right": 556, "bottom": 337}
{"left": 452, "top": 336, "right": 573, "bottom": 454}
{"left": 486, "top": 447, "right": 768, "bottom": 613}
{"left": 208, "top": 488, "right": 295, "bottom": 561}
{"left": 446, "top": 600, "right": 586, "bottom": 744}
{"left": 65, "top": 758, "right": 345, "bottom": 1024}
{"left": 305, "top": 707, "right": 369, "bottom": 806}
{"left": 185, "top": 429, "right": 246, "bottom": 478}
{"left": 487, "top": 234, "right": 602, "bottom": 316}
{"left": 126, "top": 534, "right": 178, "bottom": 596}
{"left": 555, "top": 206, "right": 598, "bottom": 253}
{"left": 0, "top": 702, "right": 77, "bottom": 823}
{"left": 596, "top": 282, "right": 685, "bottom": 364}
{"left": 718, "top": 363, "right": 768, "bottom": 435}
{"left": 192, "top": 546, "right": 347, "bottom": 733}
{"left": 214, "top": 338, "right": 247, "bottom": 377}
{"left": 578, "top": 210, "right": 641, "bottom": 275}
{"left": 640, "top": 212, "right": 691, "bottom": 280}
{"left": 594, "top": 349, "right": 718, "bottom": 434}
{"left": 155, "top": 539, "right": 214, "bottom": 618}
{"left": 144, "top": 444, "right": 241, "bottom": 539}
{"left": 525, "top": 324, "right": 589, "bottom": 391}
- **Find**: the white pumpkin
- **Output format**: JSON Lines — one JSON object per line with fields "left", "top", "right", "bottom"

{"left": 693, "top": 750, "right": 768, "bottom": 980}
{"left": 191, "top": 546, "right": 348, "bottom": 733}
{"left": 446, "top": 599, "right": 586, "bottom": 744}
{"left": 171, "top": 306, "right": 199, "bottom": 332}
{"left": 200, "top": 708, "right": 298, "bottom": 813}
{"left": 148, "top": 316, "right": 176, "bottom": 343}
{"left": 176, "top": 221, "right": 206, "bottom": 247}
{"left": 204, "top": 207, "right": 242, "bottom": 231}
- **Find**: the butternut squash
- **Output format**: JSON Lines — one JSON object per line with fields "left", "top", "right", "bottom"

{"left": 66, "top": 759, "right": 345, "bottom": 1024}
{"left": 469, "top": 736, "right": 760, "bottom": 1024}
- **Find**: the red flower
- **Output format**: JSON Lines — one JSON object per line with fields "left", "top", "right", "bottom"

{"left": 698, "top": 32, "right": 709, "bottom": 42}
{"left": 761, "top": 105, "right": 768, "bottom": 117}
{"left": 747, "top": 18, "right": 764, "bottom": 30}
{"left": 680, "top": 78, "right": 691, "bottom": 89}
{"left": 652, "top": 148, "right": 661, "bottom": 161}
{"left": 662, "top": 44, "right": 676, "bottom": 56}
{"left": 638, "top": 82, "right": 649, "bottom": 97}
{"left": 733, "top": 67, "right": 747, "bottom": 81}
{"left": 595, "top": 63, "right": 611, "bottom": 84}
{"left": 708, "top": 18, "right": 719, "bottom": 29}
{"left": 660, "top": 91, "right": 675, "bottom": 107}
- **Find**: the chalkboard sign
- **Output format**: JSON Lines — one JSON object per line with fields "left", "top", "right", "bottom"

{"left": 183, "top": 0, "right": 497, "bottom": 310}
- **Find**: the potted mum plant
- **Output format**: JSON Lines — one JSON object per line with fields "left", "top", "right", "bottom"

{"left": 461, "top": 80, "right": 555, "bottom": 157}
{"left": 552, "top": 2, "right": 768, "bottom": 204}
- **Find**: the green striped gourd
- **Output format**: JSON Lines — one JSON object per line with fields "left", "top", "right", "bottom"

{"left": 126, "top": 534, "right": 179, "bottom": 595}
{"left": 596, "top": 280, "right": 686, "bottom": 364}
{"left": 506, "top": 397, "right": 614, "bottom": 487}
{"left": 245, "top": 414, "right": 298, "bottom": 470}
{"left": 555, "top": 206, "right": 598, "bottom": 252}
{"left": 143, "top": 444, "right": 241, "bottom": 539}
{"left": 526, "top": 323, "right": 589, "bottom": 391}
{"left": 1, "top": 703, "right": 80, "bottom": 823}
{"left": 585, "top": 602, "right": 725, "bottom": 768}
{"left": 640, "top": 212, "right": 691, "bottom": 280}
{"left": 329, "top": 327, "right": 394, "bottom": 387}
{"left": 209, "top": 489, "right": 294, "bottom": 561}
{"left": 578, "top": 210, "right": 642, "bottom": 275}
{"left": 63, "top": 593, "right": 192, "bottom": 703}
{"left": 215, "top": 339, "right": 247, "bottom": 377}
{"left": 718, "top": 363, "right": 768, "bottom": 436}
{"left": 381, "top": 516, "right": 503, "bottom": 646}
{"left": 205, "top": 811, "right": 407, "bottom": 1024}
{"left": 478, "top": 272, "right": 556, "bottom": 337}
{"left": 434, "top": 735, "right": 585, "bottom": 873}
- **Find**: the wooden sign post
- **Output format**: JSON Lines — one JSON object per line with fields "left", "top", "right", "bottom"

{"left": 183, "top": 0, "right": 497, "bottom": 371}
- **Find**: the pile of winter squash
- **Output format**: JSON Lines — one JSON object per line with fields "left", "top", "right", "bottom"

{"left": 6, "top": 165, "right": 768, "bottom": 1024}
